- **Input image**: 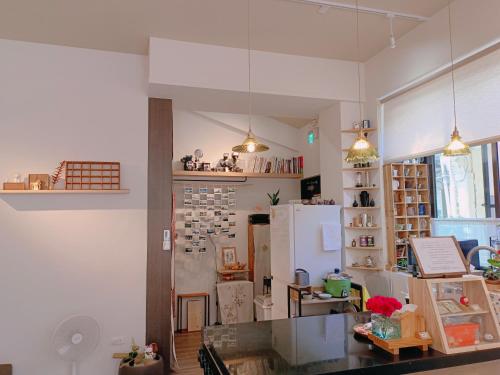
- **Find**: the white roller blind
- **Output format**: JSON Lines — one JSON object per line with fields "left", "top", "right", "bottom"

{"left": 383, "top": 48, "right": 500, "bottom": 161}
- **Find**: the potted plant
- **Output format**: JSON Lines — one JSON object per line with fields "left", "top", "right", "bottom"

{"left": 484, "top": 252, "right": 500, "bottom": 285}
{"left": 267, "top": 189, "right": 280, "bottom": 206}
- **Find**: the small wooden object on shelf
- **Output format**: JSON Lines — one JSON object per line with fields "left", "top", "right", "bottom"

{"left": 65, "top": 161, "right": 120, "bottom": 190}
{"left": 3, "top": 182, "right": 24, "bottom": 190}
{"left": 384, "top": 163, "right": 432, "bottom": 270}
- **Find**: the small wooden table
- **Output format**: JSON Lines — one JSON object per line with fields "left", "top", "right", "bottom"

{"left": 176, "top": 292, "right": 210, "bottom": 332}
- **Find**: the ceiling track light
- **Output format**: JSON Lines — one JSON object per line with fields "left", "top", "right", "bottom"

{"left": 290, "top": 0, "right": 429, "bottom": 22}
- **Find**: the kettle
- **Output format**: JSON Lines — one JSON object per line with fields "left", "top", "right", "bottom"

{"left": 294, "top": 268, "right": 310, "bottom": 286}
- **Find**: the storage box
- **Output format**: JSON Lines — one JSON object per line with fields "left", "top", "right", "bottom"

{"left": 444, "top": 322, "right": 480, "bottom": 348}
{"left": 3, "top": 182, "right": 25, "bottom": 190}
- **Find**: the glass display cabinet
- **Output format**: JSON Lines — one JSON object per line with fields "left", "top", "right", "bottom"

{"left": 409, "top": 276, "right": 500, "bottom": 354}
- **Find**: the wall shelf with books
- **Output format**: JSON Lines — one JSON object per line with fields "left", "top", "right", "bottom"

{"left": 173, "top": 171, "right": 303, "bottom": 179}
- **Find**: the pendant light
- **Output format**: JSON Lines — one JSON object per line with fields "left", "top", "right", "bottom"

{"left": 345, "top": 0, "right": 379, "bottom": 165}
{"left": 443, "top": 0, "right": 470, "bottom": 157}
{"left": 232, "top": 0, "right": 269, "bottom": 153}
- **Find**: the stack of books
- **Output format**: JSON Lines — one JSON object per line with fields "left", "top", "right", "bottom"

{"left": 248, "top": 156, "right": 303, "bottom": 174}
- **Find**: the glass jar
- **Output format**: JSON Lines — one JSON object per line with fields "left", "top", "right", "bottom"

{"left": 371, "top": 313, "right": 401, "bottom": 340}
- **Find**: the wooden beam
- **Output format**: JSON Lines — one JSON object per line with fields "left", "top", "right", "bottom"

{"left": 147, "top": 98, "right": 173, "bottom": 371}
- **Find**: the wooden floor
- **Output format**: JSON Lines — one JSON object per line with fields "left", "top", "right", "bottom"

{"left": 172, "top": 332, "right": 203, "bottom": 375}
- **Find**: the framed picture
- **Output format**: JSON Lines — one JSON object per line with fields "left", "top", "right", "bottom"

{"left": 409, "top": 236, "right": 467, "bottom": 278}
{"left": 222, "top": 247, "right": 237, "bottom": 266}
{"left": 29, "top": 174, "right": 50, "bottom": 190}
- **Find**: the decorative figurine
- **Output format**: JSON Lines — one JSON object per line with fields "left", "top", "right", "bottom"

{"left": 230, "top": 152, "right": 243, "bottom": 172}
{"left": 352, "top": 195, "right": 359, "bottom": 207}
{"left": 216, "top": 153, "right": 232, "bottom": 172}
{"left": 369, "top": 198, "right": 376, "bottom": 207}
{"left": 360, "top": 191, "right": 370, "bottom": 207}
{"left": 352, "top": 239, "right": 357, "bottom": 247}
{"left": 459, "top": 296, "right": 470, "bottom": 306}
{"left": 181, "top": 155, "right": 194, "bottom": 171}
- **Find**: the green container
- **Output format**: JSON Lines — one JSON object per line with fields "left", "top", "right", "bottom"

{"left": 323, "top": 278, "right": 351, "bottom": 298}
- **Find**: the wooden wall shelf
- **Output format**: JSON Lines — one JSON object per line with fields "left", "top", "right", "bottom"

{"left": 341, "top": 128, "right": 378, "bottom": 134}
{"left": 346, "top": 266, "right": 383, "bottom": 272}
{"left": 173, "top": 171, "right": 303, "bottom": 179}
{"left": 0, "top": 189, "right": 129, "bottom": 194}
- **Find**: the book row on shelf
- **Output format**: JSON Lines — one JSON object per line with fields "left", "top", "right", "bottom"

{"left": 249, "top": 156, "right": 304, "bottom": 174}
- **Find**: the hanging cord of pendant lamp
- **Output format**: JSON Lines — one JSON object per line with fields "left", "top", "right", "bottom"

{"left": 232, "top": 0, "right": 269, "bottom": 153}
{"left": 443, "top": 0, "right": 470, "bottom": 157}
{"left": 345, "top": 0, "right": 379, "bottom": 164}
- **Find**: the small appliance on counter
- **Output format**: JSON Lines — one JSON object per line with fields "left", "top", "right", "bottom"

{"left": 294, "top": 268, "right": 310, "bottom": 286}
{"left": 323, "top": 270, "right": 352, "bottom": 298}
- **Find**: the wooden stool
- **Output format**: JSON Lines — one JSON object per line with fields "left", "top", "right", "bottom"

{"left": 176, "top": 292, "right": 210, "bottom": 332}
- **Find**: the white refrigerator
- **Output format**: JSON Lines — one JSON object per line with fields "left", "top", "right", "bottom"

{"left": 270, "top": 204, "right": 343, "bottom": 319}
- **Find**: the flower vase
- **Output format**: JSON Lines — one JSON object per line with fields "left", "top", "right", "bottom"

{"left": 371, "top": 313, "right": 401, "bottom": 340}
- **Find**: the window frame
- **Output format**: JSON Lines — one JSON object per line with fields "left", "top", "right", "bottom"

{"left": 429, "top": 141, "right": 500, "bottom": 219}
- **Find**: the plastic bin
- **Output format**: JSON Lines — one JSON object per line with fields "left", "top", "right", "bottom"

{"left": 254, "top": 295, "right": 273, "bottom": 321}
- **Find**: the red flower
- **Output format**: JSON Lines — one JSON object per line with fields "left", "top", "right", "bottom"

{"left": 366, "top": 296, "right": 402, "bottom": 317}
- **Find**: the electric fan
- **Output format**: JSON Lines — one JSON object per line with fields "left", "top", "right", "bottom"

{"left": 52, "top": 315, "right": 100, "bottom": 375}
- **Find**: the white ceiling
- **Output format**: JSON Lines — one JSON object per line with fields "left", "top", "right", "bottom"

{"left": 0, "top": 0, "right": 449, "bottom": 61}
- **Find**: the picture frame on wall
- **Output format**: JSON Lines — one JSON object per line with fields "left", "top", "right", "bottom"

{"left": 222, "top": 246, "right": 237, "bottom": 266}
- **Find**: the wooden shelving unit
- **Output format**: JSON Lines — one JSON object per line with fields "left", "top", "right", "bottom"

{"left": 0, "top": 189, "right": 129, "bottom": 194}
{"left": 383, "top": 163, "right": 432, "bottom": 270}
{"left": 341, "top": 123, "right": 383, "bottom": 274}
{"left": 173, "top": 171, "right": 302, "bottom": 179}
{"left": 409, "top": 277, "right": 500, "bottom": 354}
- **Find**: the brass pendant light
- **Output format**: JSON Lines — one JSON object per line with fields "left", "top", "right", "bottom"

{"left": 443, "top": 0, "right": 470, "bottom": 157}
{"left": 345, "top": 0, "right": 379, "bottom": 164}
{"left": 232, "top": 0, "right": 269, "bottom": 154}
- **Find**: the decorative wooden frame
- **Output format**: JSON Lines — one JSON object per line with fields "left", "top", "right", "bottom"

{"left": 221, "top": 246, "right": 237, "bottom": 267}
{"left": 409, "top": 236, "right": 468, "bottom": 278}
{"left": 28, "top": 174, "right": 50, "bottom": 190}
{"left": 65, "top": 161, "right": 120, "bottom": 190}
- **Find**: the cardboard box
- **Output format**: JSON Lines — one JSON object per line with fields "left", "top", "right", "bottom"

{"left": 3, "top": 182, "right": 25, "bottom": 190}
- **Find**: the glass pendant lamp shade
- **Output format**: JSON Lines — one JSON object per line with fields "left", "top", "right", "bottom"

{"left": 345, "top": 131, "right": 379, "bottom": 164}
{"left": 232, "top": 130, "right": 269, "bottom": 153}
{"left": 443, "top": 126, "right": 470, "bottom": 156}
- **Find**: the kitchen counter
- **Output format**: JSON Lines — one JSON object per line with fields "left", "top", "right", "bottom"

{"left": 199, "top": 312, "right": 500, "bottom": 374}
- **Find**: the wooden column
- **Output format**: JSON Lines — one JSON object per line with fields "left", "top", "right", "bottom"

{"left": 147, "top": 98, "right": 173, "bottom": 371}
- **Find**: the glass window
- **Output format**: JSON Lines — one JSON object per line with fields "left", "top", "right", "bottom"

{"left": 433, "top": 144, "right": 496, "bottom": 219}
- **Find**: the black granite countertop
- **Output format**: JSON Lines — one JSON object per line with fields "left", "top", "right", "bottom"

{"left": 201, "top": 312, "right": 500, "bottom": 374}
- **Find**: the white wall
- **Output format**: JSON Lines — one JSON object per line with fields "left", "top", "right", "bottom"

{"left": 298, "top": 124, "right": 320, "bottom": 179}
{"left": 149, "top": 37, "right": 363, "bottom": 118}
{"left": 172, "top": 110, "right": 301, "bottom": 327}
{"left": 319, "top": 104, "right": 343, "bottom": 204}
{"left": 0, "top": 39, "right": 148, "bottom": 375}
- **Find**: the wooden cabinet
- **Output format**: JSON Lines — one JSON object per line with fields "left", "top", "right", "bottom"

{"left": 384, "top": 163, "right": 431, "bottom": 270}
{"left": 409, "top": 277, "right": 500, "bottom": 354}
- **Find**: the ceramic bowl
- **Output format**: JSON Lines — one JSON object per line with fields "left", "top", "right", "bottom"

{"left": 318, "top": 293, "right": 332, "bottom": 300}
